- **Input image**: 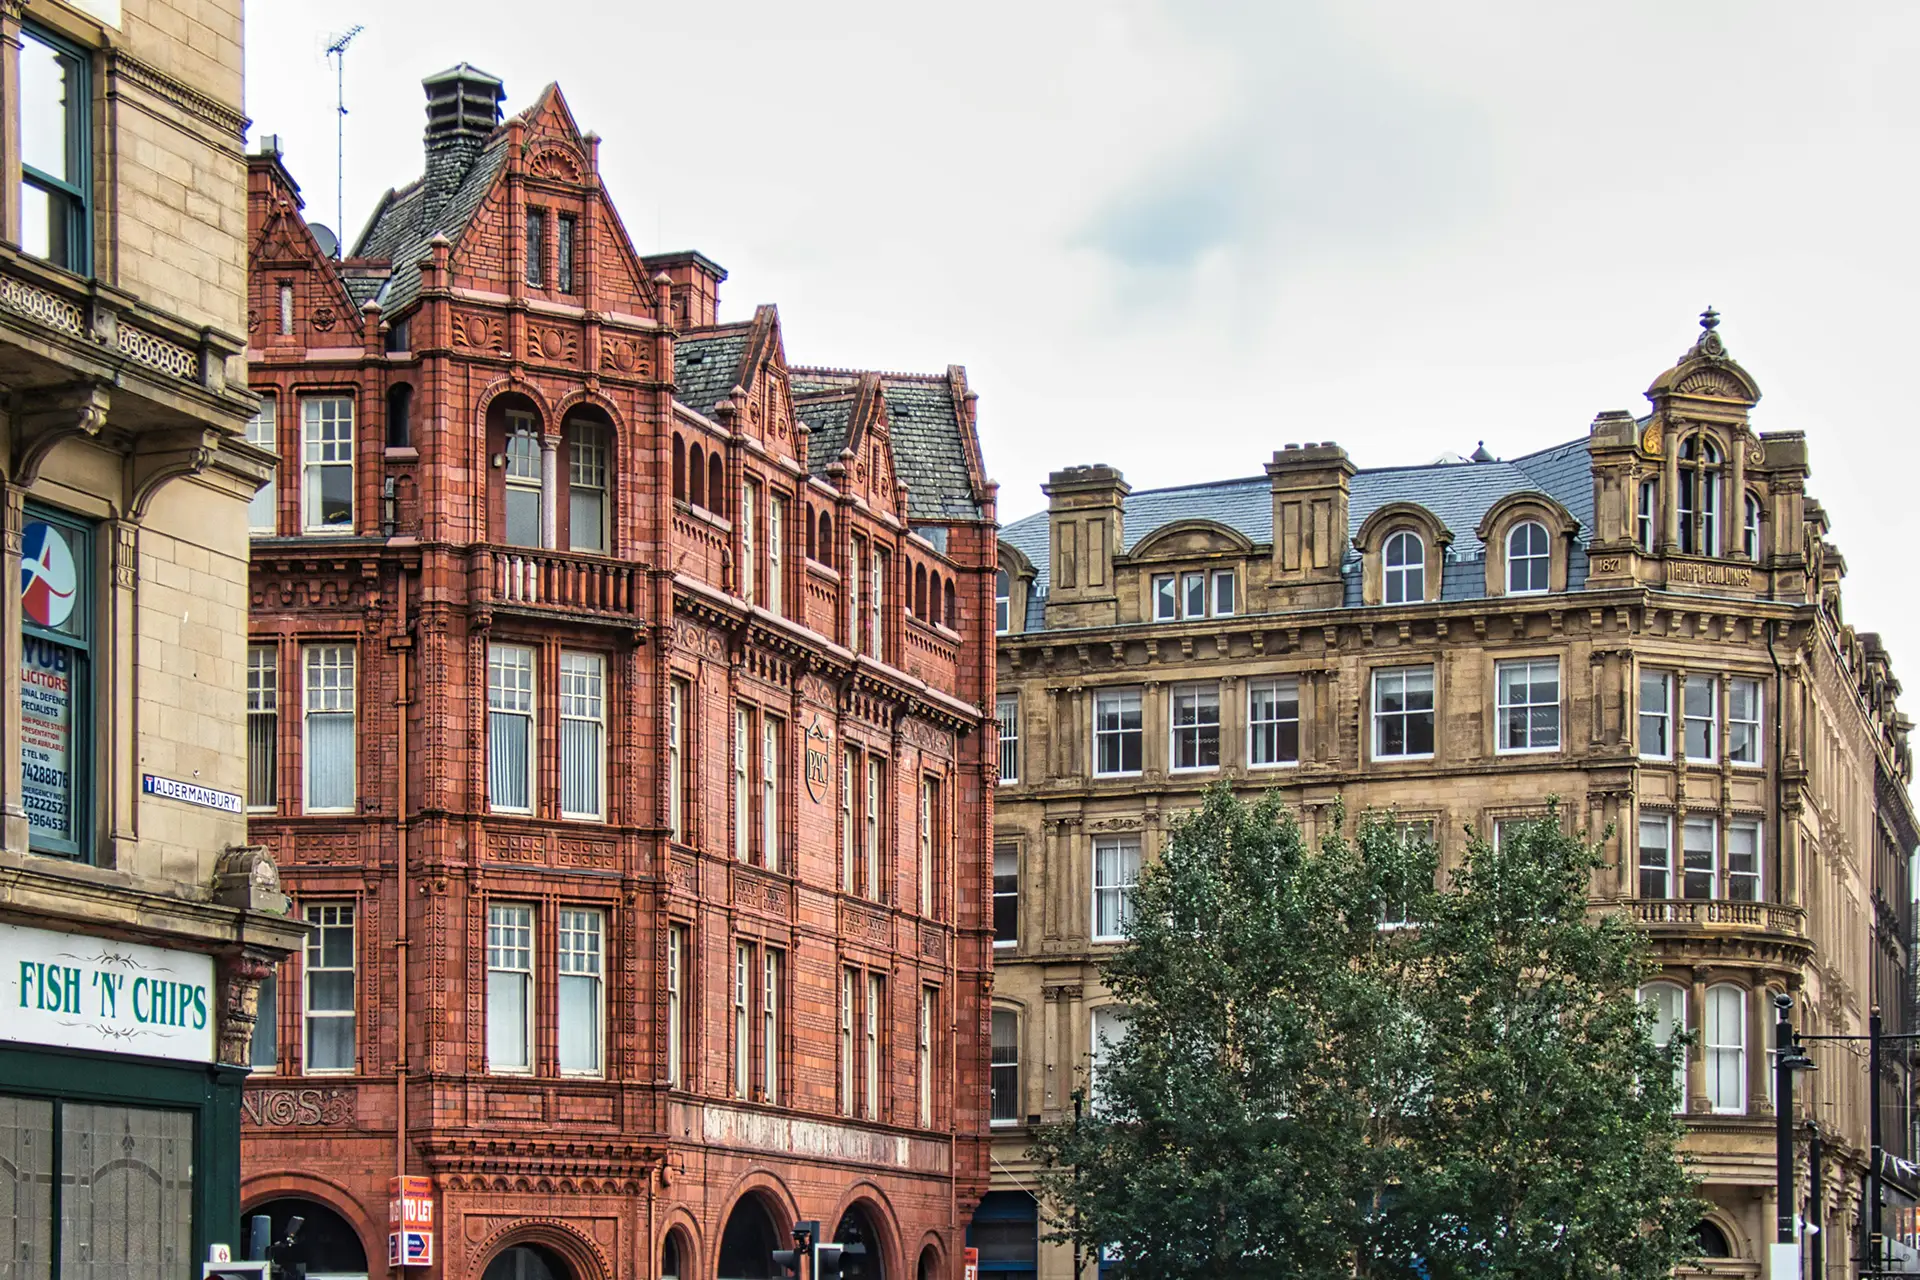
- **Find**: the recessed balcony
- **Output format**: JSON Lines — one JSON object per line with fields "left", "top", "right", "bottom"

{"left": 475, "top": 544, "right": 646, "bottom": 622}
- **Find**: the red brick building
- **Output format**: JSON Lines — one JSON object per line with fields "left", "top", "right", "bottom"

{"left": 237, "top": 66, "right": 996, "bottom": 1280}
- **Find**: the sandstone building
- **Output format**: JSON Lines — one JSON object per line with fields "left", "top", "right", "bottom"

{"left": 981, "top": 314, "right": 1916, "bottom": 1280}
{"left": 238, "top": 67, "right": 997, "bottom": 1280}
{"left": 0, "top": 0, "right": 305, "bottom": 1277}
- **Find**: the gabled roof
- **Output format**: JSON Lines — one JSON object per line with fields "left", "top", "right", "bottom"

{"left": 674, "top": 326, "right": 755, "bottom": 420}
{"left": 792, "top": 368, "right": 986, "bottom": 523}
{"left": 1000, "top": 436, "right": 1598, "bottom": 629}
{"left": 346, "top": 130, "right": 510, "bottom": 317}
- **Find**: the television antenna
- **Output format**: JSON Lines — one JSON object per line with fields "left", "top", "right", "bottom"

{"left": 324, "top": 24, "right": 364, "bottom": 259}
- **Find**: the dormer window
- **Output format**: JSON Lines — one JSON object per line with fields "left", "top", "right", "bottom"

{"left": 1506, "top": 521, "right": 1549, "bottom": 595}
{"left": 1677, "top": 436, "right": 1722, "bottom": 556}
{"left": 995, "top": 569, "right": 1011, "bottom": 634}
{"left": 1182, "top": 572, "right": 1205, "bottom": 618}
{"left": 1151, "top": 570, "right": 1236, "bottom": 621}
{"left": 1383, "top": 531, "right": 1424, "bottom": 604}
{"left": 1212, "top": 570, "right": 1236, "bottom": 616}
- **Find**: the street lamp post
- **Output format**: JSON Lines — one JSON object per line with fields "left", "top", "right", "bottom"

{"left": 1773, "top": 994, "right": 1817, "bottom": 1280}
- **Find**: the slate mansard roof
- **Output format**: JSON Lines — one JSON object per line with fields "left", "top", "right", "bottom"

{"left": 792, "top": 369, "right": 988, "bottom": 524}
{"left": 999, "top": 436, "right": 1598, "bottom": 631}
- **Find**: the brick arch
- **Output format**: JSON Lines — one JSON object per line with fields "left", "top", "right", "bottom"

{"left": 714, "top": 1168, "right": 800, "bottom": 1241}
{"left": 911, "top": 1233, "right": 947, "bottom": 1280}
{"left": 475, "top": 376, "right": 557, "bottom": 430}
{"left": 553, "top": 387, "right": 628, "bottom": 434}
{"left": 472, "top": 1216, "right": 611, "bottom": 1280}
{"left": 657, "top": 1205, "right": 706, "bottom": 1280}
{"left": 825, "top": 1182, "right": 904, "bottom": 1280}
{"left": 238, "top": 1171, "right": 381, "bottom": 1273}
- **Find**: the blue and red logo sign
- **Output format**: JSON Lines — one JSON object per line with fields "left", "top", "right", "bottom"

{"left": 20, "top": 522, "right": 76, "bottom": 630}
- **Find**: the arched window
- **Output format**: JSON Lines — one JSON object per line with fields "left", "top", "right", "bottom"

{"left": 1637, "top": 479, "right": 1658, "bottom": 553}
{"left": 672, "top": 434, "right": 686, "bottom": 502}
{"left": 1694, "top": 1220, "right": 1733, "bottom": 1259}
{"left": 1743, "top": 491, "right": 1761, "bottom": 560}
{"left": 804, "top": 506, "right": 816, "bottom": 561}
{"left": 567, "top": 416, "right": 608, "bottom": 553}
{"left": 1678, "top": 436, "right": 1723, "bottom": 556}
{"left": 1506, "top": 520, "right": 1549, "bottom": 594}
{"left": 1704, "top": 983, "right": 1746, "bottom": 1114}
{"left": 995, "top": 569, "right": 1011, "bottom": 634}
{"left": 915, "top": 564, "right": 928, "bottom": 619}
{"left": 991, "top": 1007, "right": 1020, "bottom": 1124}
{"left": 1639, "top": 982, "right": 1686, "bottom": 1112}
{"left": 504, "top": 412, "right": 542, "bottom": 548}
{"left": 386, "top": 383, "right": 413, "bottom": 449}
{"left": 483, "top": 1244, "right": 570, "bottom": 1280}
{"left": 818, "top": 511, "right": 833, "bottom": 560}
{"left": 708, "top": 454, "right": 726, "bottom": 518}
{"left": 688, "top": 442, "right": 706, "bottom": 509}
{"left": 944, "top": 578, "right": 957, "bottom": 629}
{"left": 1383, "top": 530, "right": 1424, "bottom": 604}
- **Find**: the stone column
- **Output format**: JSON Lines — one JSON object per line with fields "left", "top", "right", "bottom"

{"left": 541, "top": 433, "right": 559, "bottom": 549}
{"left": 1663, "top": 423, "right": 1682, "bottom": 551}
{"left": 1687, "top": 973, "right": 1710, "bottom": 1112}
{"left": 1, "top": 482, "right": 24, "bottom": 852}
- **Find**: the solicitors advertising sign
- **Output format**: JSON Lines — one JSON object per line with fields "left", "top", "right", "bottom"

{"left": 1, "top": 922, "right": 217, "bottom": 1063}
{"left": 20, "top": 520, "right": 80, "bottom": 843}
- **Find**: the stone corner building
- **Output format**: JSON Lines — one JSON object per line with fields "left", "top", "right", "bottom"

{"left": 239, "top": 66, "right": 997, "bottom": 1280}
{"left": 983, "top": 313, "right": 1918, "bottom": 1279}
{"left": 0, "top": 0, "right": 307, "bottom": 1276}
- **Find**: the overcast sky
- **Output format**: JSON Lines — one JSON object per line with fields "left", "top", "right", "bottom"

{"left": 248, "top": 2, "right": 1920, "bottom": 679}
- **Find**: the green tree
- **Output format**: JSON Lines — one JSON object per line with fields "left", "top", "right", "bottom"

{"left": 1367, "top": 806, "right": 1698, "bottom": 1280}
{"left": 1030, "top": 784, "right": 1425, "bottom": 1280}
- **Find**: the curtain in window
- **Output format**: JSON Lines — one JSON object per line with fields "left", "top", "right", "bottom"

{"left": 1704, "top": 984, "right": 1746, "bottom": 1113}
{"left": 306, "top": 710, "right": 354, "bottom": 811}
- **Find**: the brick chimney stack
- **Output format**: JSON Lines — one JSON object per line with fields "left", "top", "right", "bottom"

{"left": 420, "top": 63, "right": 504, "bottom": 225}
{"left": 642, "top": 251, "right": 727, "bottom": 328}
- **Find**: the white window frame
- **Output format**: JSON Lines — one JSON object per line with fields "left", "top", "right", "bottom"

{"left": 734, "top": 705, "right": 751, "bottom": 862}
{"left": 1383, "top": 530, "right": 1424, "bottom": 604}
{"left": 1247, "top": 677, "right": 1300, "bottom": 768}
{"left": 1744, "top": 492, "right": 1762, "bottom": 560}
{"left": 666, "top": 925, "right": 685, "bottom": 1088}
{"left": 993, "top": 842, "right": 1019, "bottom": 949}
{"left": 567, "top": 421, "right": 608, "bottom": 553}
{"left": 1151, "top": 574, "right": 1177, "bottom": 622}
{"left": 1637, "top": 479, "right": 1658, "bottom": 554}
{"left": 302, "top": 644, "right": 356, "bottom": 814}
{"left": 1181, "top": 571, "right": 1206, "bottom": 619}
{"left": 918, "top": 985, "right": 936, "bottom": 1127}
{"left": 1683, "top": 674, "right": 1718, "bottom": 764}
{"left": 741, "top": 480, "right": 758, "bottom": 603}
{"left": 864, "top": 972, "right": 882, "bottom": 1120}
{"left": 840, "top": 967, "right": 857, "bottom": 1115}
{"left": 841, "top": 746, "right": 857, "bottom": 891}
{"left": 994, "top": 569, "right": 1011, "bottom": 634}
{"left": 247, "top": 394, "right": 278, "bottom": 533}
{"left": 1638, "top": 670, "right": 1672, "bottom": 760}
{"left": 1371, "top": 665, "right": 1436, "bottom": 761}
{"left": 1494, "top": 658, "right": 1561, "bottom": 754}
{"left": 1505, "top": 520, "right": 1550, "bottom": 595}
{"left": 559, "top": 652, "right": 605, "bottom": 821}
{"left": 991, "top": 1008, "right": 1020, "bottom": 1126}
{"left": 1729, "top": 678, "right": 1763, "bottom": 767}
{"left": 247, "top": 644, "right": 278, "bottom": 812}
{"left": 768, "top": 495, "right": 785, "bottom": 615}
{"left": 997, "top": 693, "right": 1019, "bottom": 785}
{"left": 865, "top": 756, "right": 884, "bottom": 900}
{"left": 1640, "top": 982, "right": 1687, "bottom": 1112}
{"left": 870, "top": 549, "right": 885, "bottom": 660}
{"left": 1704, "top": 983, "right": 1746, "bottom": 1115}
{"left": 503, "top": 410, "right": 543, "bottom": 549}
{"left": 557, "top": 908, "right": 604, "bottom": 1076}
{"left": 486, "top": 903, "right": 535, "bottom": 1074}
{"left": 487, "top": 644, "right": 537, "bottom": 814}
{"left": 762, "top": 949, "right": 780, "bottom": 1103}
{"left": 668, "top": 680, "right": 686, "bottom": 842}
{"left": 1211, "top": 569, "right": 1236, "bottom": 617}
{"left": 302, "top": 902, "right": 356, "bottom": 1074}
{"left": 1169, "top": 682, "right": 1220, "bottom": 772}
{"left": 1637, "top": 815, "right": 1672, "bottom": 899}
{"left": 848, "top": 539, "right": 863, "bottom": 651}
{"left": 1727, "top": 819, "right": 1762, "bottom": 902}
{"left": 1682, "top": 816, "right": 1717, "bottom": 900}
{"left": 1090, "top": 1006, "right": 1127, "bottom": 1114}
{"left": 1093, "top": 687, "right": 1144, "bottom": 778}
{"left": 919, "top": 776, "right": 936, "bottom": 917}
{"left": 300, "top": 394, "right": 354, "bottom": 534}
{"left": 734, "top": 943, "right": 751, "bottom": 1099}
{"left": 1092, "top": 835, "right": 1140, "bottom": 943}
{"left": 761, "top": 715, "right": 781, "bottom": 864}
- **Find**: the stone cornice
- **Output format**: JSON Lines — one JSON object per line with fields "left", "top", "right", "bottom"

{"left": 105, "top": 49, "right": 248, "bottom": 141}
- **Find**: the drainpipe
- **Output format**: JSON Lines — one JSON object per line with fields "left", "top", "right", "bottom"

{"left": 1766, "top": 619, "right": 1786, "bottom": 907}
{"left": 395, "top": 563, "right": 413, "bottom": 1180}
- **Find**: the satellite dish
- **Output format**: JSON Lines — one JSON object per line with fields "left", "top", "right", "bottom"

{"left": 311, "top": 223, "right": 339, "bottom": 259}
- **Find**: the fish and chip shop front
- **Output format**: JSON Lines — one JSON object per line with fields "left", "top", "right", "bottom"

{"left": 0, "top": 920, "right": 247, "bottom": 1278}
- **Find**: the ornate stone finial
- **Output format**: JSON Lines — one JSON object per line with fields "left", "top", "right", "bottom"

{"left": 1700, "top": 306, "right": 1720, "bottom": 333}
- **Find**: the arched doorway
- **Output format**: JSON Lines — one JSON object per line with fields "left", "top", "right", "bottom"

{"left": 834, "top": 1204, "right": 886, "bottom": 1280}
{"left": 483, "top": 1242, "right": 573, "bottom": 1280}
{"left": 241, "top": 1198, "right": 368, "bottom": 1280}
{"left": 917, "top": 1245, "right": 940, "bottom": 1280}
{"left": 662, "top": 1227, "right": 692, "bottom": 1280}
{"left": 718, "top": 1193, "right": 783, "bottom": 1280}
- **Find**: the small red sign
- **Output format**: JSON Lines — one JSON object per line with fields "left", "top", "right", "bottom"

{"left": 963, "top": 1246, "right": 979, "bottom": 1280}
{"left": 389, "top": 1176, "right": 434, "bottom": 1230}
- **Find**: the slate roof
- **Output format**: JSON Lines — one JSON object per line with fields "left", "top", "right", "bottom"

{"left": 790, "top": 369, "right": 986, "bottom": 524}
{"left": 1001, "top": 436, "right": 1599, "bottom": 631}
{"left": 342, "top": 132, "right": 510, "bottom": 317}
{"left": 674, "top": 328, "right": 753, "bottom": 419}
